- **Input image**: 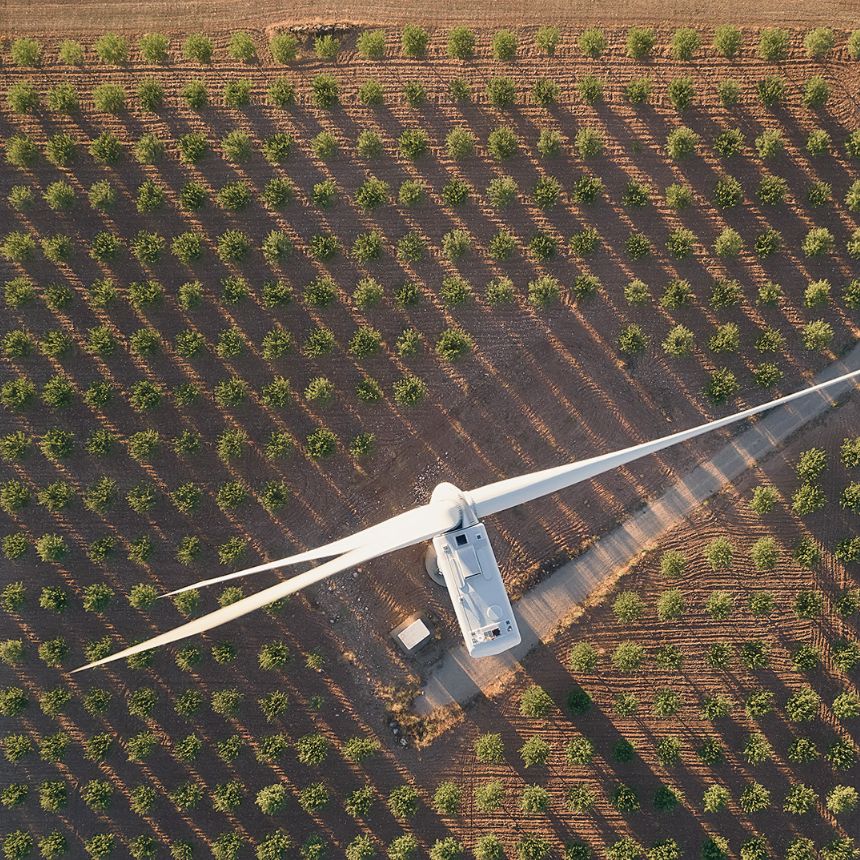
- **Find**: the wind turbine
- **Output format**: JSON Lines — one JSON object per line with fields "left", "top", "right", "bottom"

{"left": 75, "top": 368, "right": 860, "bottom": 672}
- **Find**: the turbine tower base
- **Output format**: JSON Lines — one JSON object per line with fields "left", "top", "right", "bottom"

{"left": 424, "top": 544, "right": 445, "bottom": 586}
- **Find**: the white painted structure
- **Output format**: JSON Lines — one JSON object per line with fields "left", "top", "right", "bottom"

{"left": 75, "top": 369, "right": 860, "bottom": 672}
{"left": 394, "top": 618, "right": 431, "bottom": 652}
{"left": 433, "top": 518, "right": 520, "bottom": 656}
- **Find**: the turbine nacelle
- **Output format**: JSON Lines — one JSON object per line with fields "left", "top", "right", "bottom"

{"left": 427, "top": 482, "right": 521, "bottom": 656}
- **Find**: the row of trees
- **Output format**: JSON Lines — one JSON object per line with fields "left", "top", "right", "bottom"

{"left": 5, "top": 25, "right": 860, "bottom": 67}
{"left": 1, "top": 272, "right": 856, "bottom": 320}
{"left": 7, "top": 150, "right": 860, "bottom": 220}
{"left": 4, "top": 208, "right": 859, "bottom": 269}
{"left": 2, "top": 827, "right": 858, "bottom": 860}
{"left": 6, "top": 68, "right": 854, "bottom": 112}
{"left": 5, "top": 221, "right": 859, "bottom": 276}
{"left": 8, "top": 121, "right": 860, "bottom": 169}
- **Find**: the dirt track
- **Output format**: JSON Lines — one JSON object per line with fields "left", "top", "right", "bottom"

{"left": 2, "top": 0, "right": 860, "bottom": 34}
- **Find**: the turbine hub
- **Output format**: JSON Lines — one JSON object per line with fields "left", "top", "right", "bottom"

{"left": 430, "top": 482, "right": 479, "bottom": 530}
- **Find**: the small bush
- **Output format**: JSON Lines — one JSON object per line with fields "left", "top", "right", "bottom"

{"left": 713, "top": 175, "right": 743, "bottom": 207}
{"left": 803, "top": 75, "right": 830, "bottom": 108}
{"left": 574, "top": 127, "right": 604, "bottom": 158}
{"left": 570, "top": 174, "right": 603, "bottom": 204}
{"left": 356, "top": 29, "right": 386, "bottom": 59}
{"left": 5, "top": 134, "right": 38, "bottom": 167}
{"left": 11, "top": 37, "right": 42, "bottom": 66}
{"left": 665, "top": 183, "right": 693, "bottom": 209}
{"left": 612, "top": 642, "right": 645, "bottom": 672}
{"left": 311, "top": 74, "right": 338, "bottom": 108}
{"left": 47, "top": 82, "right": 78, "bottom": 113}
{"left": 227, "top": 31, "right": 256, "bottom": 62}
{"left": 701, "top": 539, "right": 733, "bottom": 574}
{"left": 623, "top": 179, "right": 650, "bottom": 207}
{"left": 520, "top": 735, "right": 552, "bottom": 767}
{"left": 487, "top": 126, "right": 519, "bottom": 159}
{"left": 404, "top": 81, "right": 427, "bottom": 106}
{"left": 528, "top": 275, "right": 562, "bottom": 308}
{"left": 668, "top": 76, "right": 695, "bottom": 110}
{"left": 312, "top": 34, "right": 338, "bottom": 60}
{"left": 43, "top": 134, "right": 76, "bottom": 169}
{"left": 714, "top": 25, "right": 742, "bottom": 58}
{"left": 717, "top": 78, "right": 741, "bottom": 107}
{"left": 577, "top": 74, "right": 603, "bottom": 105}
{"left": 355, "top": 130, "right": 382, "bottom": 160}
{"left": 804, "top": 27, "right": 834, "bottom": 58}
{"left": 845, "top": 180, "right": 860, "bottom": 212}
{"left": 802, "top": 227, "right": 835, "bottom": 257}
{"left": 355, "top": 177, "right": 389, "bottom": 211}
{"left": 398, "top": 127, "right": 429, "bottom": 159}
{"left": 757, "top": 173, "right": 788, "bottom": 205}
{"left": 617, "top": 325, "right": 649, "bottom": 356}
{"left": 402, "top": 25, "right": 428, "bottom": 58}
{"left": 519, "top": 684, "right": 553, "bottom": 718}
{"left": 448, "top": 27, "right": 476, "bottom": 60}
{"left": 433, "top": 781, "right": 462, "bottom": 816}
{"left": 626, "top": 26, "right": 655, "bottom": 59}
{"left": 577, "top": 27, "right": 606, "bottom": 58}
{"left": 436, "top": 327, "right": 474, "bottom": 361}
{"left": 757, "top": 75, "right": 785, "bottom": 106}
{"left": 755, "top": 128, "right": 784, "bottom": 159}
{"left": 178, "top": 132, "right": 208, "bottom": 163}
{"left": 758, "top": 28, "right": 789, "bottom": 61}
{"left": 672, "top": 28, "right": 700, "bottom": 59}
{"left": 713, "top": 228, "right": 743, "bottom": 258}
{"left": 666, "top": 126, "right": 699, "bottom": 159}
{"left": 95, "top": 32, "right": 129, "bottom": 64}
{"left": 536, "top": 26, "right": 561, "bottom": 55}
{"left": 264, "top": 32, "right": 298, "bottom": 64}
{"left": 183, "top": 33, "right": 212, "bottom": 62}
{"left": 492, "top": 29, "right": 517, "bottom": 60}
{"left": 446, "top": 128, "right": 475, "bottom": 160}
{"left": 624, "top": 77, "right": 651, "bottom": 104}
{"left": 795, "top": 448, "right": 827, "bottom": 483}
{"left": 220, "top": 129, "right": 252, "bottom": 162}
{"left": 665, "top": 228, "right": 696, "bottom": 259}
{"left": 661, "top": 325, "right": 695, "bottom": 357}
{"left": 487, "top": 76, "right": 516, "bottom": 107}
{"left": 705, "top": 369, "right": 739, "bottom": 404}
{"left": 137, "top": 79, "right": 164, "bottom": 111}
{"left": 755, "top": 228, "right": 782, "bottom": 257}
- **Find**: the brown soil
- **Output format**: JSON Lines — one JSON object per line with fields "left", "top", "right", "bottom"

{"left": 0, "top": 26, "right": 857, "bottom": 857}
{"left": 2, "top": 1, "right": 860, "bottom": 34}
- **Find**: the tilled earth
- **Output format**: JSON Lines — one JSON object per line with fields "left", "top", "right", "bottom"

{"left": 0, "top": 26, "right": 858, "bottom": 858}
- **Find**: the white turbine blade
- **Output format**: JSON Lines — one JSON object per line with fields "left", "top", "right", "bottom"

{"left": 470, "top": 368, "right": 860, "bottom": 519}
{"left": 72, "top": 501, "right": 462, "bottom": 672}
{"left": 162, "top": 501, "right": 461, "bottom": 597}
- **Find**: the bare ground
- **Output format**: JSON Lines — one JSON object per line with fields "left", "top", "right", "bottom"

{"left": 2, "top": 0, "right": 860, "bottom": 35}
{"left": 0, "top": 28, "right": 858, "bottom": 856}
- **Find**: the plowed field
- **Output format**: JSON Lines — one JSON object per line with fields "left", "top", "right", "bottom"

{"left": 0, "top": 25, "right": 857, "bottom": 860}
